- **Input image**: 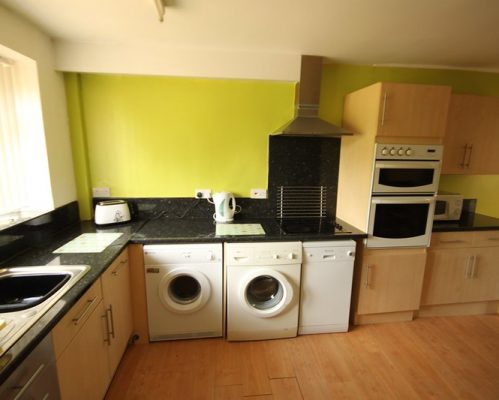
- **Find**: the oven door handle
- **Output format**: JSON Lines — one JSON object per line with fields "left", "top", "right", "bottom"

{"left": 371, "top": 197, "right": 435, "bottom": 205}
{"left": 375, "top": 161, "right": 441, "bottom": 169}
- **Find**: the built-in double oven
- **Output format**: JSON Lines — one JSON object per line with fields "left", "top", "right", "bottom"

{"left": 367, "top": 144, "right": 443, "bottom": 248}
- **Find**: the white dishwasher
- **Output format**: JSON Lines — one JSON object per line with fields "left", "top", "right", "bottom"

{"left": 299, "top": 240, "right": 356, "bottom": 334}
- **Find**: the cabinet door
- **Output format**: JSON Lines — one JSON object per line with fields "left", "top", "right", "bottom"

{"left": 421, "top": 248, "right": 472, "bottom": 305}
{"left": 463, "top": 247, "right": 499, "bottom": 302}
{"left": 56, "top": 300, "right": 110, "bottom": 400}
{"left": 101, "top": 248, "right": 133, "bottom": 376}
{"left": 442, "top": 94, "right": 499, "bottom": 174}
{"left": 377, "top": 83, "right": 451, "bottom": 139}
{"left": 357, "top": 249, "right": 426, "bottom": 314}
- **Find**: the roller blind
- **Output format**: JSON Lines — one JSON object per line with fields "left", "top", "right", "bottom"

{"left": 0, "top": 57, "right": 27, "bottom": 216}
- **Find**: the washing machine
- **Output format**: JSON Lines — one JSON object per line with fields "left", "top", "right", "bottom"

{"left": 144, "top": 243, "right": 223, "bottom": 341}
{"left": 225, "top": 241, "right": 302, "bottom": 341}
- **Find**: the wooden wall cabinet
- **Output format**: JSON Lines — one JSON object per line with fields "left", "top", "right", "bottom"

{"left": 338, "top": 82, "right": 451, "bottom": 232}
{"left": 343, "top": 82, "right": 451, "bottom": 142}
{"left": 422, "top": 231, "right": 499, "bottom": 306}
{"left": 442, "top": 94, "right": 499, "bottom": 174}
{"left": 354, "top": 248, "right": 427, "bottom": 324}
{"left": 52, "top": 247, "right": 133, "bottom": 399}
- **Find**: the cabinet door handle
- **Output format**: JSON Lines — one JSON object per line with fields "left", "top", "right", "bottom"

{"left": 103, "top": 313, "right": 111, "bottom": 345}
{"left": 364, "top": 265, "right": 373, "bottom": 288}
{"left": 112, "top": 259, "right": 128, "bottom": 276}
{"left": 380, "top": 92, "right": 388, "bottom": 127}
{"left": 465, "top": 144, "right": 473, "bottom": 168}
{"left": 465, "top": 256, "right": 474, "bottom": 279}
{"left": 107, "top": 304, "right": 116, "bottom": 339}
{"left": 459, "top": 144, "right": 467, "bottom": 168}
{"left": 12, "top": 363, "right": 45, "bottom": 400}
{"left": 72, "top": 296, "right": 98, "bottom": 326}
{"left": 487, "top": 237, "right": 499, "bottom": 242}
{"left": 470, "top": 255, "right": 478, "bottom": 279}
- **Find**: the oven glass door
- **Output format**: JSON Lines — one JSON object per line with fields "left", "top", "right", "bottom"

{"left": 367, "top": 196, "right": 435, "bottom": 248}
{"left": 372, "top": 161, "right": 441, "bottom": 194}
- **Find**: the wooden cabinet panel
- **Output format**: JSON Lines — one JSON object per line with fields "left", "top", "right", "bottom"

{"left": 422, "top": 230, "right": 499, "bottom": 307}
{"left": 377, "top": 83, "right": 451, "bottom": 140}
{"left": 101, "top": 247, "right": 133, "bottom": 376}
{"left": 357, "top": 248, "right": 427, "bottom": 315}
{"left": 462, "top": 247, "right": 499, "bottom": 302}
{"left": 421, "top": 248, "right": 472, "bottom": 305}
{"left": 56, "top": 300, "right": 110, "bottom": 400}
{"left": 430, "top": 231, "right": 474, "bottom": 248}
{"left": 472, "top": 230, "right": 499, "bottom": 247}
{"left": 52, "top": 279, "right": 102, "bottom": 359}
{"left": 442, "top": 94, "right": 499, "bottom": 174}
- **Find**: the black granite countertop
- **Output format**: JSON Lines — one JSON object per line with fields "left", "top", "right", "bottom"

{"left": 0, "top": 215, "right": 365, "bottom": 383}
{"left": 0, "top": 219, "right": 146, "bottom": 384}
{"left": 433, "top": 212, "right": 499, "bottom": 232}
{"left": 3, "top": 207, "right": 498, "bottom": 384}
{"left": 131, "top": 217, "right": 366, "bottom": 243}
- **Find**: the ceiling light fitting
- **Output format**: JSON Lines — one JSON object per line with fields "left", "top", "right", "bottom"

{"left": 154, "top": 0, "right": 166, "bottom": 22}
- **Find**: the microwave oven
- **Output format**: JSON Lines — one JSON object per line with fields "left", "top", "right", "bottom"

{"left": 434, "top": 192, "right": 463, "bottom": 221}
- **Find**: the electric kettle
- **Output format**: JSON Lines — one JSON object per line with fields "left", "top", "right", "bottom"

{"left": 210, "top": 192, "right": 240, "bottom": 222}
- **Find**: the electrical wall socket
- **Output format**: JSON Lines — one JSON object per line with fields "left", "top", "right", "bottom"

{"left": 92, "top": 187, "right": 110, "bottom": 197}
{"left": 250, "top": 188, "right": 267, "bottom": 199}
{"left": 195, "top": 189, "right": 212, "bottom": 199}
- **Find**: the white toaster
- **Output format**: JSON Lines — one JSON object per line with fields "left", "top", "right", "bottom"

{"left": 94, "top": 200, "right": 131, "bottom": 225}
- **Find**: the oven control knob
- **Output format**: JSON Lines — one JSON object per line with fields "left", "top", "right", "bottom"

{"left": 405, "top": 148, "right": 413, "bottom": 156}
{"left": 389, "top": 147, "right": 396, "bottom": 156}
{"left": 397, "top": 148, "right": 405, "bottom": 156}
{"left": 381, "top": 147, "right": 389, "bottom": 156}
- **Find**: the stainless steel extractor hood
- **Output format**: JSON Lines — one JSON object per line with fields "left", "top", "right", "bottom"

{"left": 273, "top": 55, "right": 352, "bottom": 137}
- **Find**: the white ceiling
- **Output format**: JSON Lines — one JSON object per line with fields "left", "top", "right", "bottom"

{"left": 2, "top": 0, "right": 499, "bottom": 78}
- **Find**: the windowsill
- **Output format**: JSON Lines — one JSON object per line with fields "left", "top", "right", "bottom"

{"left": 0, "top": 209, "right": 52, "bottom": 231}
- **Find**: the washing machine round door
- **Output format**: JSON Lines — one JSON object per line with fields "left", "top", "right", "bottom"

{"left": 159, "top": 268, "right": 211, "bottom": 314}
{"left": 239, "top": 269, "right": 293, "bottom": 318}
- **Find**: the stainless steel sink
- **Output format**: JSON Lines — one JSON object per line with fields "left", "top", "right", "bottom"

{"left": 0, "top": 265, "right": 90, "bottom": 357}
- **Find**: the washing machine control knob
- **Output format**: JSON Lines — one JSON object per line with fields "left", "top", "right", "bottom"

{"left": 347, "top": 251, "right": 355, "bottom": 257}
{"left": 287, "top": 253, "right": 295, "bottom": 260}
{"left": 207, "top": 252, "right": 215, "bottom": 261}
{"left": 273, "top": 254, "right": 280, "bottom": 260}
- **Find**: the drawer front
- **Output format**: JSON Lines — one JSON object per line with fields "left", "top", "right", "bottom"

{"left": 52, "top": 279, "right": 102, "bottom": 359}
{"left": 102, "top": 247, "right": 129, "bottom": 281}
{"left": 472, "top": 230, "right": 499, "bottom": 247}
{"left": 430, "top": 231, "right": 473, "bottom": 248}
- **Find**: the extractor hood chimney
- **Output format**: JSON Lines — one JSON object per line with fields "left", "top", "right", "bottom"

{"left": 273, "top": 55, "right": 352, "bottom": 137}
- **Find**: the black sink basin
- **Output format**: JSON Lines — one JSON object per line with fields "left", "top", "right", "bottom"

{"left": 0, "top": 273, "right": 71, "bottom": 312}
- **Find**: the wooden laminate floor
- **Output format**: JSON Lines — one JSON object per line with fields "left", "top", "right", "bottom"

{"left": 106, "top": 315, "right": 499, "bottom": 400}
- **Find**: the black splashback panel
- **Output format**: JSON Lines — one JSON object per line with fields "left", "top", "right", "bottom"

{"left": 268, "top": 135, "right": 341, "bottom": 219}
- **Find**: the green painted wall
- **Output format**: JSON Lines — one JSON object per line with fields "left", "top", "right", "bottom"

{"left": 66, "top": 65, "right": 499, "bottom": 220}
{"left": 319, "top": 64, "right": 499, "bottom": 218}
{"left": 65, "top": 74, "right": 295, "bottom": 219}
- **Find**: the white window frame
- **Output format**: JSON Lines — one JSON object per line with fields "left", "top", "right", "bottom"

{"left": 0, "top": 46, "right": 53, "bottom": 230}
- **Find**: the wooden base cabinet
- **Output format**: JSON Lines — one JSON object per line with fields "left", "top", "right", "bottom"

{"left": 354, "top": 248, "right": 427, "bottom": 324}
{"left": 52, "top": 247, "right": 133, "bottom": 399}
{"left": 422, "top": 233, "right": 499, "bottom": 306}
{"left": 101, "top": 247, "right": 133, "bottom": 375}
{"left": 52, "top": 279, "right": 110, "bottom": 400}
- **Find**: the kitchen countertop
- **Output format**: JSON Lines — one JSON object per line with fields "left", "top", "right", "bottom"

{"left": 5, "top": 209, "right": 499, "bottom": 384}
{"left": 0, "top": 216, "right": 365, "bottom": 383}
{"left": 433, "top": 212, "right": 499, "bottom": 232}
{"left": 131, "top": 217, "right": 366, "bottom": 243}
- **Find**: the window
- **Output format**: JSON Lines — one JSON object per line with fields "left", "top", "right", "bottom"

{"left": 0, "top": 48, "right": 53, "bottom": 230}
